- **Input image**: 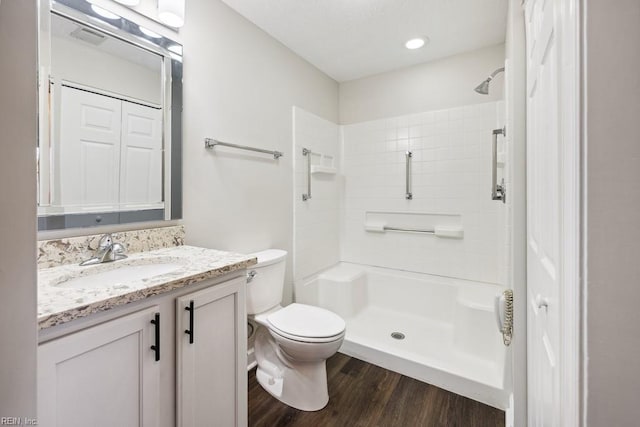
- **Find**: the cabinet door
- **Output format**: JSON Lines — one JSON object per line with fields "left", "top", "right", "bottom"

{"left": 176, "top": 277, "right": 247, "bottom": 427}
{"left": 38, "top": 306, "right": 161, "bottom": 427}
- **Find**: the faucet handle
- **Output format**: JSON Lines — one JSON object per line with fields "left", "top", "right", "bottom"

{"left": 98, "top": 234, "right": 113, "bottom": 249}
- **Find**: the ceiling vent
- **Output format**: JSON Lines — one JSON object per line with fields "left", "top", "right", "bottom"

{"left": 70, "top": 27, "right": 106, "bottom": 45}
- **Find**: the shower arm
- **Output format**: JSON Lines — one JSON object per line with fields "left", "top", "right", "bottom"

{"left": 488, "top": 67, "right": 505, "bottom": 81}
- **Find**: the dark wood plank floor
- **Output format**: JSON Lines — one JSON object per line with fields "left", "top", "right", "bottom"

{"left": 249, "top": 353, "right": 504, "bottom": 427}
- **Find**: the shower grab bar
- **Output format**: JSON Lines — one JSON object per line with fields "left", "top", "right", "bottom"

{"left": 491, "top": 128, "right": 506, "bottom": 203}
{"left": 204, "top": 138, "right": 283, "bottom": 159}
{"left": 405, "top": 151, "right": 413, "bottom": 200}
{"left": 302, "top": 148, "right": 311, "bottom": 201}
{"left": 384, "top": 226, "right": 434, "bottom": 234}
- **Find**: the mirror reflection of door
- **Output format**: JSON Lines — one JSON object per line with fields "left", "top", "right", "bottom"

{"left": 58, "top": 86, "right": 162, "bottom": 213}
{"left": 40, "top": 12, "right": 164, "bottom": 217}
{"left": 119, "top": 100, "right": 163, "bottom": 211}
{"left": 59, "top": 87, "right": 120, "bottom": 212}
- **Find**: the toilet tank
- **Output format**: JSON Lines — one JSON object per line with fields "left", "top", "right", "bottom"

{"left": 245, "top": 249, "right": 287, "bottom": 315}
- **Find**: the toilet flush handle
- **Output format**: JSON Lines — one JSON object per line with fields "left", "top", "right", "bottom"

{"left": 247, "top": 270, "right": 258, "bottom": 283}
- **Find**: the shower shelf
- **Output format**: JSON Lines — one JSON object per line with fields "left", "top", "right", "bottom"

{"left": 302, "top": 149, "right": 337, "bottom": 201}
{"left": 364, "top": 211, "right": 464, "bottom": 239}
{"left": 310, "top": 165, "right": 337, "bottom": 175}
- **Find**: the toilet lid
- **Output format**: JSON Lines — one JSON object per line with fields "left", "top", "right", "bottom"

{"left": 267, "top": 303, "right": 346, "bottom": 339}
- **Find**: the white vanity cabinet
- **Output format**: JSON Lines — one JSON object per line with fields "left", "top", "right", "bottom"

{"left": 38, "top": 306, "right": 161, "bottom": 427}
{"left": 38, "top": 273, "right": 248, "bottom": 427}
{"left": 176, "top": 276, "right": 247, "bottom": 427}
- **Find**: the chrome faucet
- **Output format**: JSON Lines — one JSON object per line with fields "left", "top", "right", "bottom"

{"left": 79, "top": 234, "right": 127, "bottom": 266}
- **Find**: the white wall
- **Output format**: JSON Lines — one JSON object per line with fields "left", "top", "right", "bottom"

{"left": 181, "top": 0, "right": 339, "bottom": 303}
{"left": 341, "top": 102, "right": 507, "bottom": 284}
{"left": 0, "top": 0, "right": 38, "bottom": 418}
{"left": 293, "top": 107, "right": 341, "bottom": 282}
{"left": 339, "top": 44, "right": 505, "bottom": 125}
{"left": 584, "top": 0, "right": 640, "bottom": 425}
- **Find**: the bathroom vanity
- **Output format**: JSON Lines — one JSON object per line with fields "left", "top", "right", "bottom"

{"left": 32, "top": 1, "right": 254, "bottom": 425}
{"left": 36, "top": 228, "right": 256, "bottom": 427}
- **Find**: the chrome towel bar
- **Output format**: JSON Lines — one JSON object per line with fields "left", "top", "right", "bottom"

{"left": 302, "top": 148, "right": 311, "bottom": 201}
{"left": 204, "top": 138, "right": 283, "bottom": 159}
{"left": 405, "top": 151, "right": 413, "bottom": 200}
{"left": 491, "top": 128, "right": 506, "bottom": 203}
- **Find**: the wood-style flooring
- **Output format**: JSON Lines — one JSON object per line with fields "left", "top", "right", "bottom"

{"left": 249, "top": 353, "right": 505, "bottom": 427}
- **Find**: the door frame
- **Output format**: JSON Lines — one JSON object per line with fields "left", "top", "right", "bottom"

{"left": 556, "top": 0, "right": 582, "bottom": 424}
{"left": 505, "top": 0, "right": 527, "bottom": 425}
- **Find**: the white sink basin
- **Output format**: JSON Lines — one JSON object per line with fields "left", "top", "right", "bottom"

{"left": 58, "top": 263, "right": 183, "bottom": 289}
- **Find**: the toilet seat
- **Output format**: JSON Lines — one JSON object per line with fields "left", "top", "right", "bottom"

{"left": 266, "top": 303, "right": 346, "bottom": 343}
{"left": 269, "top": 326, "right": 345, "bottom": 344}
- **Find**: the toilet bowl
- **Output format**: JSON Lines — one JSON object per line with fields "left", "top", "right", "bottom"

{"left": 247, "top": 249, "right": 346, "bottom": 411}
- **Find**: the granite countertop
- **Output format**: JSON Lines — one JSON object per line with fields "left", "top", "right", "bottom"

{"left": 38, "top": 245, "right": 257, "bottom": 330}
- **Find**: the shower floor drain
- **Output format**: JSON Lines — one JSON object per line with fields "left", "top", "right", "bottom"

{"left": 391, "top": 332, "right": 405, "bottom": 340}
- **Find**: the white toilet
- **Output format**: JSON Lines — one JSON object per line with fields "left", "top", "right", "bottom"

{"left": 247, "top": 249, "right": 346, "bottom": 411}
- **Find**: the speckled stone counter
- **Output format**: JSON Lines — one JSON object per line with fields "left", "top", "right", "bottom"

{"left": 38, "top": 245, "right": 257, "bottom": 330}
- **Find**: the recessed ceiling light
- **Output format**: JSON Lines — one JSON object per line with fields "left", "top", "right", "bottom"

{"left": 91, "top": 5, "right": 120, "bottom": 20}
{"left": 140, "top": 27, "right": 162, "bottom": 39}
{"left": 405, "top": 37, "right": 427, "bottom": 50}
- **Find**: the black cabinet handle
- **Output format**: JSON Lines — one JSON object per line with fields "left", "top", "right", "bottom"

{"left": 150, "top": 313, "right": 160, "bottom": 361}
{"left": 184, "top": 300, "right": 194, "bottom": 344}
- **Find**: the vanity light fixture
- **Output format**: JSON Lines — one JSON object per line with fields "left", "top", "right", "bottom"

{"left": 90, "top": 5, "right": 121, "bottom": 20}
{"left": 158, "top": 0, "right": 185, "bottom": 28}
{"left": 140, "top": 26, "right": 162, "bottom": 38}
{"left": 113, "top": 0, "right": 140, "bottom": 6}
{"left": 405, "top": 37, "right": 428, "bottom": 50}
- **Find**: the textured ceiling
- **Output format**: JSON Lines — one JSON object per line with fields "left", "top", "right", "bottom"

{"left": 219, "top": 0, "right": 508, "bottom": 82}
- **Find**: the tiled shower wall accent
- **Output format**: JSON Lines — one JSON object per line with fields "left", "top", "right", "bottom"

{"left": 293, "top": 107, "right": 341, "bottom": 281}
{"left": 341, "top": 102, "right": 507, "bottom": 285}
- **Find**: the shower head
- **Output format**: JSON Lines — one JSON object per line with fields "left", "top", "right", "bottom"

{"left": 474, "top": 67, "right": 505, "bottom": 95}
{"left": 474, "top": 79, "right": 491, "bottom": 95}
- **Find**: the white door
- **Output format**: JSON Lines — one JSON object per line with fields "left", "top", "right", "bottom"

{"left": 524, "top": 0, "right": 570, "bottom": 425}
{"left": 176, "top": 277, "right": 247, "bottom": 427}
{"left": 59, "top": 86, "right": 121, "bottom": 212}
{"left": 38, "top": 307, "right": 161, "bottom": 427}
{"left": 120, "top": 101, "right": 163, "bottom": 211}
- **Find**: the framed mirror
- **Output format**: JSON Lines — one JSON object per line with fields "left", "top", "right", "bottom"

{"left": 37, "top": 0, "right": 182, "bottom": 231}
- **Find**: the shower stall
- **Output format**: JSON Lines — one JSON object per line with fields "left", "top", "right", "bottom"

{"left": 291, "top": 97, "right": 511, "bottom": 409}
{"left": 297, "top": 263, "right": 507, "bottom": 409}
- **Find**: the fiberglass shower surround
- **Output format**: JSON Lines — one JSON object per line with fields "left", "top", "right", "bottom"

{"left": 291, "top": 101, "right": 509, "bottom": 409}
{"left": 293, "top": 101, "right": 508, "bottom": 284}
{"left": 340, "top": 101, "right": 508, "bottom": 283}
